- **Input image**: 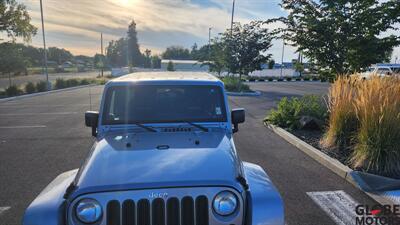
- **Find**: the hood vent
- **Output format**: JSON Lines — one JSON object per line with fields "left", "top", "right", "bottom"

{"left": 161, "top": 127, "right": 192, "bottom": 132}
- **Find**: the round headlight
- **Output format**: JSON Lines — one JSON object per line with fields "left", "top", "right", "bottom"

{"left": 75, "top": 198, "right": 102, "bottom": 224}
{"left": 213, "top": 191, "right": 238, "bottom": 216}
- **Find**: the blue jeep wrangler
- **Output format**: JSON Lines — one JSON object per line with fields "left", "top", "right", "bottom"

{"left": 23, "top": 72, "right": 284, "bottom": 225}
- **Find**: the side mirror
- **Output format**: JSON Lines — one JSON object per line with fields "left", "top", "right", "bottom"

{"left": 231, "top": 108, "right": 245, "bottom": 133}
{"left": 85, "top": 111, "right": 99, "bottom": 137}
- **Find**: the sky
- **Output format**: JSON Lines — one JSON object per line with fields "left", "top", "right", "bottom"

{"left": 9, "top": 0, "right": 400, "bottom": 62}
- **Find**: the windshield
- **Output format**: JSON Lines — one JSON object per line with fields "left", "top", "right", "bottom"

{"left": 102, "top": 85, "right": 226, "bottom": 125}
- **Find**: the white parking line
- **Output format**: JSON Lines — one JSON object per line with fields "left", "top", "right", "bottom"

{"left": 0, "top": 206, "right": 11, "bottom": 216}
{"left": 307, "top": 190, "right": 359, "bottom": 225}
{"left": 0, "top": 125, "right": 46, "bottom": 129}
{"left": 0, "top": 112, "right": 77, "bottom": 116}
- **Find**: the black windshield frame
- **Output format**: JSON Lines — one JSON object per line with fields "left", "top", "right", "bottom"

{"left": 101, "top": 84, "right": 227, "bottom": 125}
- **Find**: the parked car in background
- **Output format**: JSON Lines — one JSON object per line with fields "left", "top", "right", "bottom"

{"left": 360, "top": 64, "right": 400, "bottom": 79}
{"left": 23, "top": 72, "right": 285, "bottom": 225}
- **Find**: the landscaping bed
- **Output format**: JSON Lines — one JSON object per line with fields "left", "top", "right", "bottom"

{"left": 222, "top": 77, "right": 255, "bottom": 93}
{"left": 244, "top": 75, "right": 328, "bottom": 82}
{"left": 265, "top": 75, "right": 400, "bottom": 180}
{"left": 290, "top": 129, "right": 350, "bottom": 165}
{"left": 0, "top": 77, "right": 109, "bottom": 98}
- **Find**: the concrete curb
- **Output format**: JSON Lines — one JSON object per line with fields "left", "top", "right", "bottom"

{"left": 266, "top": 123, "right": 398, "bottom": 206}
{"left": 226, "top": 91, "right": 261, "bottom": 96}
{"left": 0, "top": 84, "right": 97, "bottom": 103}
{"left": 244, "top": 80, "right": 324, "bottom": 83}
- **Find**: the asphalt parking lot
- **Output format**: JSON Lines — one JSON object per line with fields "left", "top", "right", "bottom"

{"left": 0, "top": 81, "right": 378, "bottom": 225}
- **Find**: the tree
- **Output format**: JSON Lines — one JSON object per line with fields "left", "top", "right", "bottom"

{"left": 268, "top": 59, "right": 275, "bottom": 69}
{"left": 143, "top": 49, "right": 151, "bottom": 68}
{"left": 270, "top": 0, "right": 400, "bottom": 74}
{"left": 198, "top": 39, "right": 226, "bottom": 75}
{"left": 47, "top": 47, "right": 73, "bottom": 64}
{"left": 127, "top": 20, "right": 143, "bottom": 67}
{"left": 0, "top": 0, "right": 37, "bottom": 42}
{"left": 106, "top": 38, "right": 128, "bottom": 67}
{"left": 222, "top": 21, "right": 273, "bottom": 79}
{"left": 294, "top": 61, "right": 304, "bottom": 76}
{"left": 94, "top": 53, "right": 106, "bottom": 69}
{"left": 190, "top": 43, "right": 198, "bottom": 59}
{"left": 192, "top": 44, "right": 210, "bottom": 61}
{"left": 151, "top": 55, "right": 161, "bottom": 69}
{"left": 0, "top": 42, "right": 27, "bottom": 86}
{"left": 167, "top": 61, "right": 175, "bottom": 71}
{"left": 162, "top": 46, "right": 191, "bottom": 60}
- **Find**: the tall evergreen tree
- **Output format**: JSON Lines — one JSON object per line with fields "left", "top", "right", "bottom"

{"left": 127, "top": 20, "right": 143, "bottom": 67}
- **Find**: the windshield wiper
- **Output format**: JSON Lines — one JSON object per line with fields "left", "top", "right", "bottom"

{"left": 133, "top": 123, "right": 157, "bottom": 132}
{"left": 183, "top": 121, "right": 209, "bottom": 132}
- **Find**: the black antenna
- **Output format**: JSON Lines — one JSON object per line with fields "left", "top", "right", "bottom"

{"left": 89, "top": 87, "right": 92, "bottom": 111}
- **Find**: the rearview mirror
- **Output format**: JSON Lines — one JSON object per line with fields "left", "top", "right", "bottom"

{"left": 231, "top": 108, "right": 245, "bottom": 133}
{"left": 85, "top": 111, "right": 99, "bottom": 137}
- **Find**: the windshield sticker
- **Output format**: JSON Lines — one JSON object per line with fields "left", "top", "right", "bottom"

{"left": 216, "top": 107, "right": 222, "bottom": 115}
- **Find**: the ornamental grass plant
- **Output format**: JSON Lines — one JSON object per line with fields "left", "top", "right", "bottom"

{"left": 321, "top": 76, "right": 359, "bottom": 151}
{"left": 323, "top": 75, "right": 400, "bottom": 178}
{"left": 351, "top": 76, "right": 400, "bottom": 178}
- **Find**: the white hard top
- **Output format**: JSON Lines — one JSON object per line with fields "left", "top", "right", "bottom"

{"left": 111, "top": 72, "right": 220, "bottom": 83}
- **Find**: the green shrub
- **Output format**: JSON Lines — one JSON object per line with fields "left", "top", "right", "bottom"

{"left": 248, "top": 77, "right": 256, "bottom": 82}
{"left": 5, "top": 85, "right": 22, "bottom": 96}
{"left": 286, "top": 77, "right": 292, "bottom": 81}
{"left": 277, "top": 78, "right": 284, "bottom": 82}
{"left": 296, "top": 77, "right": 302, "bottom": 81}
{"left": 222, "top": 77, "right": 251, "bottom": 92}
{"left": 36, "top": 81, "right": 47, "bottom": 92}
{"left": 167, "top": 61, "right": 175, "bottom": 71}
{"left": 55, "top": 78, "right": 66, "bottom": 89}
{"left": 80, "top": 78, "right": 90, "bottom": 85}
{"left": 265, "top": 95, "right": 326, "bottom": 130}
{"left": 303, "top": 76, "right": 310, "bottom": 81}
{"left": 319, "top": 70, "right": 335, "bottom": 83}
{"left": 25, "top": 82, "right": 36, "bottom": 94}
{"left": 258, "top": 78, "right": 265, "bottom": 82}
{"left": 55, "top": 67, "right": 65, "bottom": 73}
{"left": 312, "top": 77, "right": 319, "bottom": 81}
{"left": 95, "top": 79, "right": 107, "bottom": 85}
{"left": 267, "top": 77, "right": 273, "bottom": 81}
{"left": 66, "top": 79, "right": 79, "bottom": 87}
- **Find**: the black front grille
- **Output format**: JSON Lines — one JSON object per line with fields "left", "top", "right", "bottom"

{"left": 106, "top": 196, "right": 209, "bottom": 225}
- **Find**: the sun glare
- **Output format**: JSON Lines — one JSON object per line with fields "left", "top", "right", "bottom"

{"left": 119, "top": 0, "right": 137, "bottom": 6}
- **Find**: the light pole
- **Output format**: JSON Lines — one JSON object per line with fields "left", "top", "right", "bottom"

{"left": 280, "top": 38, "right": 285, "bottom": 78}
{"left": 40, "top": 0, "right": 49, "bottom": 90}
{"left": 208, "top": 27, "right": 212, "bottom": 61}
{"left": 230, "top": 0, "right": 235, "bottom": 36}
{"left": 100, "top": 32, "right": 104, "bottom": 77}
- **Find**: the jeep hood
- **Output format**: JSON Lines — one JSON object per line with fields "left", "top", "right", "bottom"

{"left": 73, "top": 131, "right": 242, "bottom": 197}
